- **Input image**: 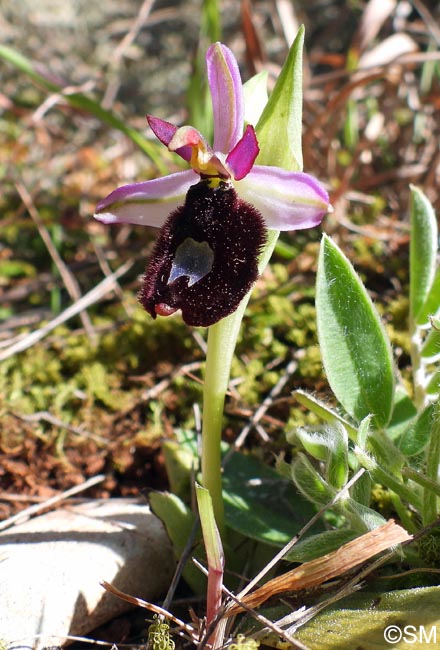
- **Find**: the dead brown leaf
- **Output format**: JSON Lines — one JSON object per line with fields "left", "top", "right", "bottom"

{"left": 226, "top": 519, "right": 411, "bottom": 615}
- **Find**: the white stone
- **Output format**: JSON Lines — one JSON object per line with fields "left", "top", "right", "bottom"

{"left": 0, "top": 499, "right": 174, "bottom": 649}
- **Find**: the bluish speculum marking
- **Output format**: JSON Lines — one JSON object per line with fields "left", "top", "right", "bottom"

{"left": 168, "top": 237, "right": 215, "bottom": 287}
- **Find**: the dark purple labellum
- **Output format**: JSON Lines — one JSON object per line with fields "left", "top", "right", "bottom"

{"left": 139, "top": 180, "right": 267, "bottom": 327}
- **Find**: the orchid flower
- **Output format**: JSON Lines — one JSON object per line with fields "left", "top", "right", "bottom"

{"left": 95, "top": 43, "right": 329, "bottom": 327}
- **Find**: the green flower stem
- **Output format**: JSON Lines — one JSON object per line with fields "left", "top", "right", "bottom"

{"left": 201, "top": 26, "right": 304, "bottom": 534}
{"left": 355, "top": 448, "right": 423, "bottom": 512}
{"left": 202, "top": 303, "right": 249, "bottom": 532}
{"left": 422, "top": 400, "right": 440, "bottom": 526}
{"left": 201, "top": 229, "right": 279, "bottom": 531}
{"left": 402, "top": 466, "right": 440, "bottom": 499}
{"left": 389, "top": 492, "right": 418, "bottom": 534}
{"left": 410, "top": 328, "right": 427, "bottom": 410}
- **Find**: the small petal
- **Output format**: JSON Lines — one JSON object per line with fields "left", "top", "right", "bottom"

{"left": 236, "top": 166, "right": 329, "bottom": 231}
{"left": 206, "top": 43, "right": 244, "bottom": 153}
{"left": 168, "top": 125, "right": 206, "bottom": 150}
{"left": 167, "top": 126, "right": 229, "bottom": 178}
{"left": 226, "top": 125, "right": 259, "bottom": 181}
{"left": 94, "top": 169, "right": 198, "bottom": 227}
{"left": 147, "top": 115, "right": 193, "bottom": 162}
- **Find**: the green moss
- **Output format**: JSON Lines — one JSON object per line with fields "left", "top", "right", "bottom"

{"left": 297, "top": 345, "right": 323, "bottom": 379}
{"left": 418, "top": 531, "right": 440, "bottom": 567}
{"left": 287, "top": 406, "right": 322, "bottom": 430}
{"left": 370, "top": 483, "right": 396, "bottom": 518}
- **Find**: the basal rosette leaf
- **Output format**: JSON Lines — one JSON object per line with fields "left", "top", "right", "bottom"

{"left": 316, "top": 235, "right": 395, "bottom": 429}
{"left": 292, "top": 586, "right": 440, "bottom": 650}
{"left": 222, "top": 451, "right": 320, "bottom": 546}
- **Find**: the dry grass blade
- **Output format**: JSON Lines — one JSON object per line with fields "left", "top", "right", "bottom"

{"left": 351, "top": 0, "right": 396, "bottom": 56}
{"left": 274, "top": 550, "right": 392, "bottom": 634}
{"left": 226, "top": 520, "right": 411, "bottom": 615}
{"left": 11, "top": 632, "right": 117, "bottom": 647}
{"left": 102, "top": 0, "right": 155, "bottom": 108}
{"left": 241, "top": 0, "right": 265, "bottom": 75}
{"left": 224, "top": 359, "right": 298, "bottom": 459}
{"left": 192, "top": 559, "right": 310, "bottom": 650}
{"left": 0, "top": 260, "right": 132, "bottom": 361}
{"left": 411, "top": 0, "right": 440, "bottom": 45}
{"left": 15, "top": 180, "right": 96, "bottom": 343}
{"left": 0, "top": 474, "right": 105, "bottom": 532}
{"left": 101, "top": 580, "right": 197, "bottom": 641}
{"left": 233, "top": 469, "right": 367, "bottom": 604}
{"left": 11, "top": 410, "right": 109, "bottom": 445}
{"left": 276, "top": 0, "right": 300, "bottom": 47}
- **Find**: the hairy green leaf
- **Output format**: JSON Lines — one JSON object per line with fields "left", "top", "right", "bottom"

{"left": 285, "top": 528, "right": 358, "bottom": 562}
{"left": 293, "top": 587, "right": 440, "bottom": 650}
{"left": 149, "top": 491, "right": 203, "bottom": 592}
{"left": 397, "top": 404, "right": 435, "bottom": 456}
{"left": 410, "top": 185, "right": 438, "bottom": 325}
{"left": 293, "top": 389, "right": 358, "bottom": 440}
{"left": 223, "top": 451, "right": 320, "bottom": 546}
{"left": 316, "top": 235, "right": 395, "bottom": 428}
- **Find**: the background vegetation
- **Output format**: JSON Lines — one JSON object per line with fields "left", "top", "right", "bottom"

{"left": 0, "top": 1, "right": 439, "bottom": 642}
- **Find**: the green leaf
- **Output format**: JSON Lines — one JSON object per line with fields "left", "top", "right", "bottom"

{"left": 357, "top": 415, "right": 373, "bottom": 449}
{"left": 196, "top": 483, "right": 224, "bottom": 572}
{"left": 349, "top": 470, "right": 372, "bottom": 507}
{"left": 243, "top": 71, "right": 268, "bottom": 126}
{"left": 397, "top": 403, "right": 435, "bottom": 456}
{"left": 149, "top": 491, "right": 204, "bottom": 593}
{"left": 255, "top": 26, "right": 304, "bottom": 170}
{"left": 326, "top": 423, "right": 349, "bottom": 490}
{"left": 222, "top": 451, "right": 320, "bottom": 546}
{"left": 368, "top": 430, "right": 405, "bottom": 473}
{"left": 201, "top": 0, "right": 221, "bottom": 43}
{"left": 186, "top": 0, "right": 221, "bottom": 142}
{"left": 316, "top": 235, "right": 395, "bottom": 428}
{"left": 426, "top": 371, "right": 440, "bottom": 395}
{"left": 418, "top": 267, "right": 440, "bottom": 326}
{"left": 290, "top": 452, "right": 336, "bottom": 506}
{"left": 285, "top": 528, "right": 358, "bottom": 562}
{"left": 423, "top": 400, "right": 440, "bottom": 525}
{"left": 417, "top": 268, "right": 440, "bottom": 325}
{"left": 293, "top": 586, "right": 440, "bottom": 650}
{"left": 162, "top": 431, "right": 196, "bottom": 501}
{"left": 409, "top": 185, "right": 438, "bottom": 325}
{"left": 294, "top": 428, "right": 333, "bottom": 461}
{"left": 344, "top": 498, "right": 386, "bottom": 531}
{"left": 354, "top": 448, "right": 422, "bottom": 511}
{"left": 386, "top": 386, "right": 418, "bottom": 440}
{"left": 293, "top": 389, "right": 358, "bottom": 440}
{"left": 421, "top": 327, "right": 440, "bottom": 359}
